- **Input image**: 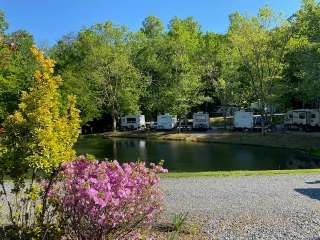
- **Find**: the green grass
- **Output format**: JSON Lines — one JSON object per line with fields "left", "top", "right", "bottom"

{"left": 161, "top": 168, "right": 320, "bottom": 178}
{"left": 309, "top": 148, "right": 320, "bottom": 157}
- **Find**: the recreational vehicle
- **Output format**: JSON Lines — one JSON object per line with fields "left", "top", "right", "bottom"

{"left": 157, "top": 114, "right": 177, "bottom": 130}
{"left": 193, "top": 112, "right": 210, "bottom": 130}
{"left": 233, "top": 111, "right": 254, "bottom": 129}
{"left": 120, "top": 115, "right": 146, "bottom": 130}
{"left": 284, "top": 109, "right": 320, "bottom": 130}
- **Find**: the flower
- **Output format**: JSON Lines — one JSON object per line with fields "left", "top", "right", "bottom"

{"left": 49, "top": 156, "right": 167, "bottom": 240}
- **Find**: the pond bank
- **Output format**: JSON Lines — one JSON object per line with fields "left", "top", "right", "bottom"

{"left": 102, "top": 130, "right": 320, "bottom": 151}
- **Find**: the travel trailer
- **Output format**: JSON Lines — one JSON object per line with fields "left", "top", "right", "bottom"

{"left": 193, "top": 112, "right": 210, "bottom": 130}
{"left": 233, "top": 111, "right": 254, "bottom": 129}
{"left": 284, "top": 109, "right": 320, "bottom": 130}
{"left": 157, "top": 114, "right": 177, "bottom": 130}
{"left": 120, "top": 115, "right": 146, "bottom": 130}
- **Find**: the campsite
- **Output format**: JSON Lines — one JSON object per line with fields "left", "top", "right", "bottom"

{"left": 1, "top": 0, "right": 320, "bottom": 239}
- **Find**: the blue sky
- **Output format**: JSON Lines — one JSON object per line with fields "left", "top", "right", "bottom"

{"left": 0, "top": 0, "right": 301, "bottom": 46}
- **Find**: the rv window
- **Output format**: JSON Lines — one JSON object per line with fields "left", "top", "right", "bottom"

{"left": 127, "top": 118, "right": 136, "bottom": 123}
{"left": 312, "top": 114, "right": 316, "bottom": 118}
{"left": 299, "top": 113, "right": 305, "bottom": 119}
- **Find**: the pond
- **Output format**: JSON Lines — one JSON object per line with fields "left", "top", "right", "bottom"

{"left": 75, "top": 136, "right": 319, "bottom": 172}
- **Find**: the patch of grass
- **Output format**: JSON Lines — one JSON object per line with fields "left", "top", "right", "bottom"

{"left": 161, "top": 169, "right": 320, "bottom": 178}
{"left": 210, "top": 116, "right": 232, "bottom": 127}
{"left": 309, "top": 148, "right": 320, "bottom": 157}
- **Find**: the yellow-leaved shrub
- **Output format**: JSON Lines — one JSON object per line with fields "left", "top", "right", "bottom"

{"left": 1, "top": 46, "right": 80, "bottom": 177}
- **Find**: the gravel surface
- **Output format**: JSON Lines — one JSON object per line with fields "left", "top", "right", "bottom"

{"left": 161, "top": 174, "right": 320, "bottom": 240}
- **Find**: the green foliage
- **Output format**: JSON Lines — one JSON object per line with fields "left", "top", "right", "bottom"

{"left": 1, "top": 1, "right": 320, "bottom": 128}
{"left": 169, "top": 212, "right": 188, "bottom": 240}
{"left": 0, "top": 10, "right": 8, "bottom": 34}
{"left": 0, "top": 47, "right": 80, "bottom": 235}
{"left": 51, "top": 33, "right": 103, "bottom": 124}
{"left": 283, "top": 0, "right": 320, "bottom": 107}
{"left": 2, "top": 46, "right": 80, "bottom": 176}
{"left": 0, "top": 31, "right": 38, "bottom": 122}
{"left": 227, "top": 7, "right": 291, "bottom": 111}
{"left": 141, "top": 16, "right": 164, "bottom": 37}
{"left": 51, "top": 23, "right": 144, "bottom": 128}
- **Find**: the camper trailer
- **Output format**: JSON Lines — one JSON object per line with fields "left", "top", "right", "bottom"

{"left": 157, "top": 114, "right": 177, "bottom": 130}
{"left": 120, "top": 115, "right": 146, "bottom": 130}
{"left": 193, "top": 112, "right": 210, "bottom": 130}
{"left": 284, "top": 109, "right": 320, "bottom": 130}
{"left": 234, "top": 111, "right": 254, "bottom": 129}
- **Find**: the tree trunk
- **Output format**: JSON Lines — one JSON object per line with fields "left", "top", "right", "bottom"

{"left": 223, "top": 106, "right": 227, "bottom": 130}
{"left": 261, "top": 111, "right": 266, "bottom": 136}
{"left": 112, "top": 115, "right": 117, "bottom": 132}
{"left": 178, "top": 118, "right": 182, "bottom": 133}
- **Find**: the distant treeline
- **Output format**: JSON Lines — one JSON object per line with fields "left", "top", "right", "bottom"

{"left": 0, "top": 0, "right": 320, "bottom": 130}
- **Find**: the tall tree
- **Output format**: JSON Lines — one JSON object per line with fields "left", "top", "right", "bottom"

{"left": 141, "top": 16, "right": 164, "bottom": 38}
{"left": 51, "top": 33, "right": 103, "bottom": 124}
{"left": 166, "top": 17, "right": 205, "bottom": 127}
{"left": 0, "top": 12, "right": 37, "bottom": 122}
{"left": 53, "top": 23, "right": 144, "bottom": 129}
{"left": 89, "top": 23, "right": 144, "bottom": 130}
{"left": 284, "top": 0, "right": 320, "bottom": 108}
{"left": 227, "top": 7, "right": 291, "bottom": 133}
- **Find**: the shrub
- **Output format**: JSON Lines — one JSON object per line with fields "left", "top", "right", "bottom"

{"left": 0, "top": 46, "right": 80, "bottom": 238}
{"left": 49, "top": 156, "right": 167, "bottom": 240}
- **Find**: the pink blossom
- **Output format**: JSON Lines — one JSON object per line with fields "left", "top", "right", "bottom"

{"left": 49, "top": 157, "right": 167, "bottom": 240}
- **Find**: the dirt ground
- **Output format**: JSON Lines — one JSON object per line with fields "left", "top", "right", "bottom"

{"left": 103, "top": 130, "right": 320, "bottom": 151}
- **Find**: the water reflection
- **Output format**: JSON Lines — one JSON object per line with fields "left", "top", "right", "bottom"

{"left": 75, "top": 136, "right": 318, "bottom": 172}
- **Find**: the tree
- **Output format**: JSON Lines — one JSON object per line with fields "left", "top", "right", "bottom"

{"left": 0, "top": 10, "right": 36, "bottom": 123}
{"left": 133, "top": 17, "right": 171, "bottom": 119}
{"left": 0, "top": 47, "right": 80, "bottom": 236}
{"left": 82, "top": 23, "right": 144, "bottom": 130}
{"left": 0, "top": 29, "right": 37, "bottom": 122}
{"left": 52, "top": 23, "right": 145, "bottom": 130}
{"left": 283, "top": 0, "right": 320, "bottom": 108}
{"left": 141, "top": 16, "right": 164, "bottom": 38}
{"left": 51, "top": 33, "right": 103, "bottom": 124}
{"left": 227, "top": 7, "right": 291, "bottom": 134}
{"left": 0, "top": 10, "right": 8, "bottom": 36}
{"left": 166, "top": 17, "right": 206, "bottom": 128}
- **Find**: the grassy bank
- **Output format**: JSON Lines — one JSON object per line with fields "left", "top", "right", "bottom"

{"left": 103, "top": 131, "right": 320, "bottom": 150}
{"left": 161, "top": 169, "right": 320, "bottom": 178}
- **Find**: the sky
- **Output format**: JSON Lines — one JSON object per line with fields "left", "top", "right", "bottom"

{"left": 0, "top": 0, "right": 302, "bottom": 46}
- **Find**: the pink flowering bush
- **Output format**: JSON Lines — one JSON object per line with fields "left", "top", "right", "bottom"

{"left": 49, "top": 156, "right": 167, "bottom": 240}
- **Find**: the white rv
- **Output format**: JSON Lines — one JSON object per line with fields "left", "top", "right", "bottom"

{"left": 120, "top": 115, "right": 146, "bottom": 130}
{"left": 193, "top": 112, "right": 210, "bottom": 130}
{"left": 284, "top": 109, "right": 320, "bottom": 129}
{"left": 234, "top": 111, "right": 254, "bottom": 129}
{"left": 157, "top": 114, "right": 177, "bottom": 130}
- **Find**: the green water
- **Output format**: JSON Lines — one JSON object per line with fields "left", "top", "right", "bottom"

{"left": 75, "top": 136, "right": 317, "bottom": 172}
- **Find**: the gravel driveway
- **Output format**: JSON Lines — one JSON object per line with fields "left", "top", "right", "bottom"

{"left": 161, "top": 174, "right": 320, "bottom": 240}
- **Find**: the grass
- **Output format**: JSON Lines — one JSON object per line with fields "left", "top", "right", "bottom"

{"left": 209, "top": 116, "right": 232, "bottom": 127}
{"left": 161, "top": 168, "right": 320, "bottom": 178}
{"left": 309, "top": 148, "right": 320, "bottom": 157}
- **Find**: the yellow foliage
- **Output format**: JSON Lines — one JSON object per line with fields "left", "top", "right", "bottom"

{"left": 1, "top": 46, "right": 80, "bottom": 176}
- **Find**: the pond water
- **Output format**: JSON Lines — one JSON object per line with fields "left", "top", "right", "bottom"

{"left": 75, "top": 136, "right": 319, "bottom": 172}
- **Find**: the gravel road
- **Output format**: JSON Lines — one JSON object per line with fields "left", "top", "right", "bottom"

{"left": 161, "top": 174, "right": 320, "bottom": 240}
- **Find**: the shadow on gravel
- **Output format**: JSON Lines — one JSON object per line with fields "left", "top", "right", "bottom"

{"left": 295, "top": 188, "right": 320, "bottom": 201}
